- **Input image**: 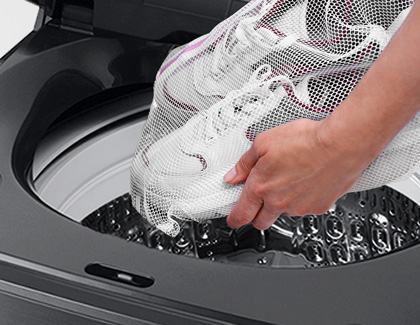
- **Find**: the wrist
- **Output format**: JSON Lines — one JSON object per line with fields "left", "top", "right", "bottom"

{"left": 316, "top": 108, "right": 387, "bottom": 166}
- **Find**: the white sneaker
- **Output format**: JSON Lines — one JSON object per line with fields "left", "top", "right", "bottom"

{"left": 132, "top": 67, "right": 287, "bottom": 236}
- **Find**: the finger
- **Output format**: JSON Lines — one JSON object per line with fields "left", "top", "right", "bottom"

{"left": 224, "top": 145, "right": 260, "bottom": 184}
{"left": 251, "top": 204, "right": 282, "bottom": 230}
{"left": 227, "top": 180, "right": 263, "bottom": 228}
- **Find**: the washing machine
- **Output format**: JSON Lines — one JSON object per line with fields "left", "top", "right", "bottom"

{"left": 1, "top": 0, "right": 420, "bottom": 324}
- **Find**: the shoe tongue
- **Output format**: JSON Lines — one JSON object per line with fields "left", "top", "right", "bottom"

{"left": 255, "top": 25, "right": 300, "bottom": 49}
{"left": 211, "top": 92, "right": 261, "bottom": 136}
{"left": 256, "top": 26, "right": 280, "bottom": 44}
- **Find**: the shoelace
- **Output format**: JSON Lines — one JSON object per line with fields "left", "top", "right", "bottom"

{"left": 210, "top": 21, "right": 251, "bottom": 79}
{"left": 210, "top": 0, "right": 278, "bottom": 79}
{"left": 203, "top": 64, "right": 282, "bottom": 144}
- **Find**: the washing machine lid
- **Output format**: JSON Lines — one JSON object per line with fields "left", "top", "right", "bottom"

{"left": 26, "top": 0, "right": 249, "bottom": 40}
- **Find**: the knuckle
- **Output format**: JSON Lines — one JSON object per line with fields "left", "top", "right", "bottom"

{"left": 292, "top": 206, "right": 310, "bottom": 216}
{"left": 272, "top": 197, "right": 294, "bottom": 212}
{"left": 272, "top": 200, "right": 287, "bottom": 212}
{"left": 294, "top": 118, "right": 312, "bottom": 131}
{"left": 252, "top": 183, "right": 267, "bottom": 198}
{"left": 253, "top": 133, "right": 268, "bottom": 155}
{"left": 253, "top": 133, "right": 265, "bottom": 146}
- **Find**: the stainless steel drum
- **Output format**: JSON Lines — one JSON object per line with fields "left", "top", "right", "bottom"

{"left": 32, "top": 94, "right": 420, "bottom": 268}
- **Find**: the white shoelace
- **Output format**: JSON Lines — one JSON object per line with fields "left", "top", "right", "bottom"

{"left": 203, "top": 64, "right": 290, "bottom": 145}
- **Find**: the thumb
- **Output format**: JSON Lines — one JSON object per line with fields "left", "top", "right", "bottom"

{"left": 224, "top": 146, "right": 259, "bottom": 184}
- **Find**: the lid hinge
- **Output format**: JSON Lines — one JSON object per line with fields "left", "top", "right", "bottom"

{"left": 60, "top": 0, "right": 94, "bottom": 33}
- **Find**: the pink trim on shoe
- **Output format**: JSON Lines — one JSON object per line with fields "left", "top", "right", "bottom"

{"left": 157, "top": 36, "right": 209, "bottom": 78}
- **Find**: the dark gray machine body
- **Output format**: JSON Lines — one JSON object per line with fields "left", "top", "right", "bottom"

{"left": 0, "top": 1, "right": 419, "bottom": 324}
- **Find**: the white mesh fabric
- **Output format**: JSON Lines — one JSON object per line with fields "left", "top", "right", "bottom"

{"left": 131, "top": 0, "right": 416, "bottom": 237}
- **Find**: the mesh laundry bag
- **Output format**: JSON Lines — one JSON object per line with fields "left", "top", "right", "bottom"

{"left": 131, "top": 0, "right": 417, "bottom": 237}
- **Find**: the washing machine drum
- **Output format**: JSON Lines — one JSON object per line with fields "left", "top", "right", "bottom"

{"left": 32, "top": 89, "right": 420, "bottom": 269}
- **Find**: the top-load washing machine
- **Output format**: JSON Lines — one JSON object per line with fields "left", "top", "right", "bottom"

{"left": 1, "top": 0, "right": 420, "bottom": 324}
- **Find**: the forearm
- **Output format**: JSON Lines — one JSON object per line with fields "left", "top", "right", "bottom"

{"left": 226, "top": 1, "right": 420, "bottom": 229}
{"left": 321, "top": 1, "right": 420, "bottom": 161}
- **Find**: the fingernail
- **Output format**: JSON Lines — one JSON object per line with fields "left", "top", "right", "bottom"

{"left": 224, "top": 166, "right": 237, "bottom": 183}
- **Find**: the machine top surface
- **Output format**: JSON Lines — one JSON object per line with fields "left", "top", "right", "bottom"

{"left": 26, "top": 0, "right": 249, "bottom": 40}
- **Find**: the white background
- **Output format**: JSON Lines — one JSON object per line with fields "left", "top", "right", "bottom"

{"left": 0, "top": 0, "right": 38, "bottom": 58}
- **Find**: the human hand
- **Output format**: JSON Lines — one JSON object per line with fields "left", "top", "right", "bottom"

{"left": 224, "top": 118, "right": 379, "bottom": 230}
{"left": 222, "top": 0, "right": 420, "bottom": 231}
